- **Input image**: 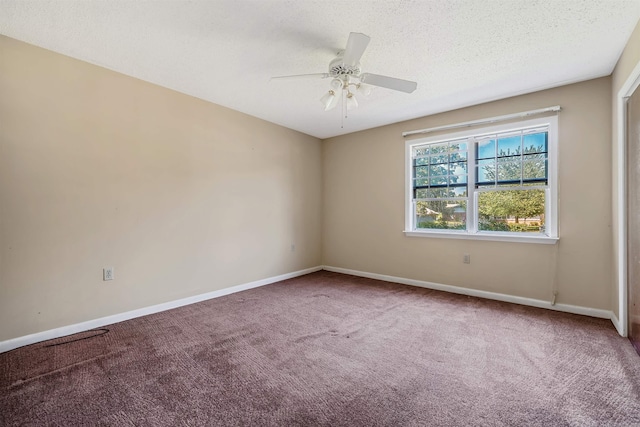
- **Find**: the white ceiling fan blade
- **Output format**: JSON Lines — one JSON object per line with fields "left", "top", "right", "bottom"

{"left": 359, "top": 73, "right": 417, "bottom": 93}
{"left": 270, "top": 73, "right": 329, "bottom": 81}
{"left": 342, "top": 32, "right": 370, "bottom": 67}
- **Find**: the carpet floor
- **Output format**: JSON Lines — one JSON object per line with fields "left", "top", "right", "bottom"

{"left": 1, "top": 271, "right": 639, "bottom": 426}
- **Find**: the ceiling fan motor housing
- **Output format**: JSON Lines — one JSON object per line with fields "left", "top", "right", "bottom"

{"left": 329, "top": 54, "right": 361, "bottom": 78}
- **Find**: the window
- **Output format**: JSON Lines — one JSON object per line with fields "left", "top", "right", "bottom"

{"left": 405, "top": 116, "right": 558, "bottom": 243}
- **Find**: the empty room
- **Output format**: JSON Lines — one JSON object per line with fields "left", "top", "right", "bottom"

{"left": 2, "top": 0, "right": 640, "bottom": 425}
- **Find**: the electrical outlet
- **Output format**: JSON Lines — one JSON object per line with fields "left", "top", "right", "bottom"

{"left": 103, "top": 267, "right": 114, "bottom": 281}
{"left": 463, "top": 254, "right": 470, "bottom": 264}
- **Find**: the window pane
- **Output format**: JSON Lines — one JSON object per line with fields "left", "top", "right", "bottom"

{"left": 450, "top": 174, "right": 467, "bottom": 185}
{"left": 450, "top": 141, "right": 467, "bottom": 151}
{"left": 450, "top": 162, "right": 467, "bottom": 175}
{"left": 477, "top": 159, "right": 496, "bottom": 184}
{"left": 477, "top": 138, "right": 496, "bottom": 159}
{"left": 415, "top": 188, "right": 461, "bottom": 198}
{"left": 477, "top": 189, "right": 545, "bottom": 233}
{"left": 415, "top": 166, "right": 429, "bottom": 178}
{"left": 430, "top": 176, "right": 447, "bottom": 186}
{"left": 523, "top": 152, "right": 546, "bottom": 162}
{"left": 430, "top": 154, "right": 448, "bottom": 165}
{"left": 522, "top": 159, "right": 547, "bottom": 181}
{"left": 430, "top": 143, "right": 448, "bottom": 154}
{"left": 412, "top": 139, "right": 470, "bottom": 216}
{"left": 430, "top": 165, "right": 448, "bottom": 176}
{"left": 451, "top": 150, "right": 467, "bottom": 161}
{"left": 452, "top": 187, "right": 468, "bottom": 197}
{"left": 523, "top": 133, "right": 547, "bottom": 153}
{"left": 497, "top": 159, "right": 521, "bottom": 183}
{"left": 415, "top": 188, "right": 428, "bottom": 198}
{"left": 413, "top": 146, "right": 430, "bottom": 157}
{"left": 497, "top": 135, "right": 521, "bottom": 157}
{"left": 414, "top": 157, "right": 429, "bottom": 166}
{"left": 416, "top": 200, "right": 467, "bottom": 230}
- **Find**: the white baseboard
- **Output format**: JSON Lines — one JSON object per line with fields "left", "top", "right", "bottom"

{"left": 2, "top": 264, "right": 619, "bottom": 353}
{"left": 610, "top": 312, "right": 626, "bottom": 337}
{"left": 0, "top": 266, "right": 323, "bottom": 353}
{"left": 323, "top": 265, "right": 614, "bottom": 321}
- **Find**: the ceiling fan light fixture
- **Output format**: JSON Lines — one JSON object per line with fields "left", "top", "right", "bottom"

{"left": 346, "top": 92, "right": 358, "bottom": 110}
{"left": 356, "top": 83, "right": 372, "bottom": 97}
{"left": 330, "top": 78, "right": 343, "bottom": 91}
{"left": 320, "top": 90, "right": 339, "bottom": 111}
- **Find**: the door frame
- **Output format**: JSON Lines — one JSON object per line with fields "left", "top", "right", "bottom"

{"left": 616, "top": 61, "right": 640, "bottom": 337}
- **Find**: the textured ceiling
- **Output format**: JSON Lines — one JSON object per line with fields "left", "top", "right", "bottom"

{"left": 1, "top": 0, "right": 639, "bottom": 139}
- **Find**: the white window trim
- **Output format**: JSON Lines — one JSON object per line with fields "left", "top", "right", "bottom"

{"left": 404, "top": 115, "right": 559, "bottom": 244}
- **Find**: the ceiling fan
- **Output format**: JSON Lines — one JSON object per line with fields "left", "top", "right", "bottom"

{"left": 271, "top": 32, "right": 417, "bottom": 112}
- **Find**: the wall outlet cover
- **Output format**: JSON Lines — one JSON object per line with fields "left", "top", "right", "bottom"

{"left": 103, "top": 267, "right": 114, "bottom": 281}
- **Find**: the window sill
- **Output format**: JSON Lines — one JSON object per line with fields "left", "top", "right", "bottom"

{"left": 403, "top": 230, "right": 559, "bottom": 244}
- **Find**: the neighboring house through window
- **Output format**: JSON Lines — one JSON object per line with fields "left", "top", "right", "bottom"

{"left": 404, "top": 115, "right": 558, "bottom": 244}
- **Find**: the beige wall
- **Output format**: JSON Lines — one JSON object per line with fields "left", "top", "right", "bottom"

{"left": 323, "top": 78, "right": 612, "bottom": 310}
{"left": 0, "top": 36, "right": 323, "bottom": 341}
{"left": 611, "top": 21, "right": 640, "bottom": 320}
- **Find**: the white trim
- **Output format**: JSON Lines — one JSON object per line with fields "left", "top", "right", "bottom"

{"left": 403, "top": 230, "right": 558, "bottom": 244}
{"left": 0, "top": 266, "right": 323, "bottom": 353}
{"left": 402, "top": 106, "right": 561, "bottom": 137}
{"left": 405, "top": 139, "right": 413, "bottom": 232}
{"left": 323, "top": 265, "right": 612, "bottom": 320}
{"left": 617, "top": 60, "right": 640, "bottom": 338}
{"left": 611, "top": 312, "right": 624, "bottom": 336}
{"left": 547, "top": 116, "right": 559, "bottom": 238}
{"left": 468, "top": 136, "right": 478, "bottom": 232}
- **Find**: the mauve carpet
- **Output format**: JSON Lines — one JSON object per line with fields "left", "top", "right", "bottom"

{"left": 1, "top": 271, "right": 639, "bottom": 426}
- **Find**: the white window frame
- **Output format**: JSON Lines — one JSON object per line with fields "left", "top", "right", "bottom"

{"left": 404, "top": 115, "right": 559, "bottom": 244}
